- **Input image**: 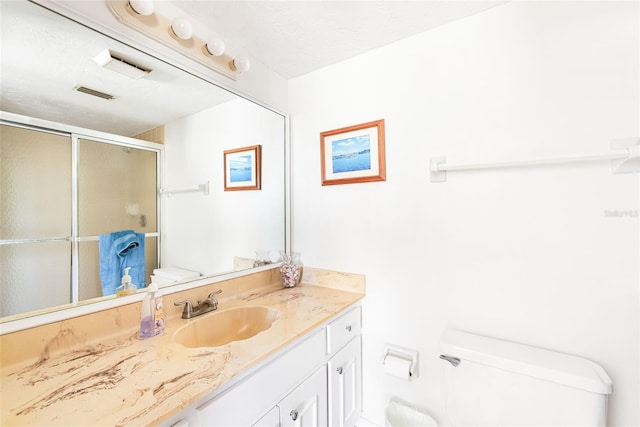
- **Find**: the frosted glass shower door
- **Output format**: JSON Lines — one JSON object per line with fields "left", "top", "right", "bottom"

{"left": 0, "top": 124, "right": 72, "bottom": 317}
{"left": 78, "top": 138, "right": 158, "bottom": 298}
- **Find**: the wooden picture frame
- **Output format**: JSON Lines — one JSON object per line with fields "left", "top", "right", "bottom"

{"left": 224, "top": 145, "right": 261, "bottom": 191}
{"left": 320, "top": 119, "right": 386, "bottom": 186}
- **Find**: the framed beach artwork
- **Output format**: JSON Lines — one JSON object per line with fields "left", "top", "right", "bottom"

{"left": 224, "top": 145, "right": 262, "bottom": 191}
{"left": 320, "top": 119, "right": 386, "bottom": 186}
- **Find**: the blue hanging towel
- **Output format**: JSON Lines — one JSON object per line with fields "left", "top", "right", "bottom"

{"left": 99, "top": 230, "right": 146, "bottom": 296}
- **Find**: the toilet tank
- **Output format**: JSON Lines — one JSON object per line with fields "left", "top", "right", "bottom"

{"left": 440, "top": 330, "right": 613, "bottom": 427}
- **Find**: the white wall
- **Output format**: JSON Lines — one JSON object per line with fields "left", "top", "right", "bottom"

{"left": 163, "top": 98, "right": 285, "bottom": 275}
{"left": 289, "top": 2, "right": 639, "bottom": 426}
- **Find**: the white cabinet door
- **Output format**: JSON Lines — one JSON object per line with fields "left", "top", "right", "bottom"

{"left": 328, "top": 335, "right": 362, "bottom": 427}
{"left": 253, "top": 406, "right": 280, "bottom": 427}
{"left": 279, "top": 366, "right": 327, "bottom": 427}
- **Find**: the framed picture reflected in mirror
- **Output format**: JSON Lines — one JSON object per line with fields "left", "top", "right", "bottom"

{"left": 224, "top": 145, "right": 262, "bottom": 191}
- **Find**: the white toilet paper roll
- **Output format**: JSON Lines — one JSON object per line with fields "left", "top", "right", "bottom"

{"left": 384, "top": 355, "right": 412, "bottom": 379}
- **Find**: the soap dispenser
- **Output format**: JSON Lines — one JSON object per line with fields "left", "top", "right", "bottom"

{"left": 116, "top": 267, "right": 137, "bottom": 297}
{"left": 140, "top": 282, "right": 164, "bottom": 339}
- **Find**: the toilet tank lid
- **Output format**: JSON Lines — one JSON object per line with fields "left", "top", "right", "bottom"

{"left": 152, "top": 267, "right": 201, "bottom": 281}
{"left": 441, "top": 330, "right": 613, "bottom": 395}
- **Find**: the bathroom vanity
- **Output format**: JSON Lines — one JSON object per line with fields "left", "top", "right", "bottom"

{"left": 166, "top": 304, "right": 362, "bottom": 427}
{"left": 0, "top": 267, "right": 364, "bottom": 426}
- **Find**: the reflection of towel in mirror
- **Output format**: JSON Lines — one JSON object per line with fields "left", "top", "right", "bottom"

{"left": 99, "top": 230, "right": 146, "bottom": 296}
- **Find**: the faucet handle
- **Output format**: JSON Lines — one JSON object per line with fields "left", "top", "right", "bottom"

{"left": 208, "top": 290, "right": 222, "bottom": 299}
{"left": 174, "top": 300, "right": 194, "bottom": 318}
{"left": 207, "top": 290, "right": 222, "bottom": 310}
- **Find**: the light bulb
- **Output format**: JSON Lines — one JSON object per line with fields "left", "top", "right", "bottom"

{"left": 233, "top": 56, "right": 251, "bottom": 73}
{"left": 205, "top": 39, "right": 225, "bottom": 57}
{"left": 171, "top": 17, "right": 193, "bottom": 40}
{"left": 129, "top": 0, "right": 154, "bottom": 16}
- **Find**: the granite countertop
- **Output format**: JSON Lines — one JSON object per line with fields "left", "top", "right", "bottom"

{"left": 1, "top": 283, "right": 364, "bottom": 426}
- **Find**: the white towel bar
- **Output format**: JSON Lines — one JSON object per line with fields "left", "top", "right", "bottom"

{"left": 430, "top": 137, "right": 639, "bottom": 182}
{"left": 75, "top": 232, "right": 160, "bottom": 242}
{"left": 160, "top": 181, "right": 210, "bottom": 196}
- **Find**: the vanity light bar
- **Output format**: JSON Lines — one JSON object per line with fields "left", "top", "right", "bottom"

{"left": 106, "top": 0, "right": 247, "bottom": 81}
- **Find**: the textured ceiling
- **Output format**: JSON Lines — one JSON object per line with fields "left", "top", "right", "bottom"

{"left": 177, "top": 1, "right": 503, "bottom": 79}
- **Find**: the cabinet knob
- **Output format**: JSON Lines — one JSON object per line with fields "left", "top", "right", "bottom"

{"left": 290, "top": 409, "right": 299, "bottom": 421}
{"left": 336, "top": 367, "right": 343, "bottom": 375}
{"left": 345, "top": 325, "right": 352, "bottom": 332}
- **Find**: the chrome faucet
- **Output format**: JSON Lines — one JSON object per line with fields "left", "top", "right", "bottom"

{"left": 174, "top": 290, "right": 222, "bottom": 319}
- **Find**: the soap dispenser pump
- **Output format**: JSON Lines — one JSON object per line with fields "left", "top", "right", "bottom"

{"left": 140, "top": 282, "right": 164, "bottom": 339}
{"left": 116, "top": 267, "right": 137, "bottom": 297}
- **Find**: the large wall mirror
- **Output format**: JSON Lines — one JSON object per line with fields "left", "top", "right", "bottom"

{"left": 0, "top": 0, "right": 287, "bottom": 324}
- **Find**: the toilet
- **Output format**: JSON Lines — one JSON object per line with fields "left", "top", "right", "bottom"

{"left": 437, "top": 329, "right": 613, "bottom": 426}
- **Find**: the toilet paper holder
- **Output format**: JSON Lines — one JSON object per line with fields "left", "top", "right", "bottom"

{"left": 382, "top": 344, "right": 419, "bottom": 379}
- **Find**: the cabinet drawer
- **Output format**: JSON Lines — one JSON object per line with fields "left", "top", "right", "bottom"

{"left": 327, "top": 306, "right": 361, "bottom": 354}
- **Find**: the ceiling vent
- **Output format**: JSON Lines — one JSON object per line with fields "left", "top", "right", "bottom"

{"left": 92, "top": 49, "right": 151, "bottom": 79}
{"left": 74, "top": 85, "right": 115, "bottom": 100}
